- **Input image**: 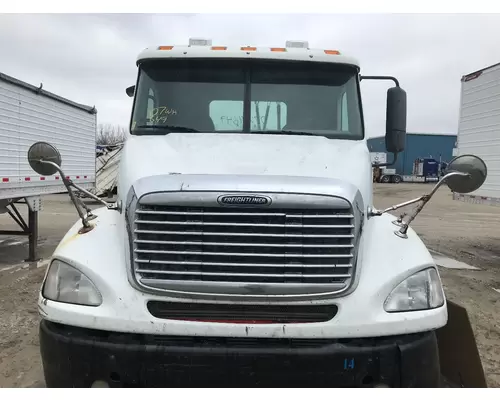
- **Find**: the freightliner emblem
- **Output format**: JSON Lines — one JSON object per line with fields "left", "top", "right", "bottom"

{"left": 218, "top": 195, "right": 272, "bottom": 206}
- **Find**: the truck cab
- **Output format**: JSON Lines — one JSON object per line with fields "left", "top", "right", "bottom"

{"left": 31, "top": 38, "right": 487, "bottom": 388}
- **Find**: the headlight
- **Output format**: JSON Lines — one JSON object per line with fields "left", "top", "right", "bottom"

{"left": 384, "top": 268, "right": 444, "bottom": 312}
{"left": 43, "top": 260, "right": 102, "bottom": 306}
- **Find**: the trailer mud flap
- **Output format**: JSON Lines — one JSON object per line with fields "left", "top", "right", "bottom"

{"left": 436, "top": 300, "right": 487, "bottom": 387}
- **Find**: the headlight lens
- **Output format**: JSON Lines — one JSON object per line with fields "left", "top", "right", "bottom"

{"left": 384, "top": 268, "right": 444, "bottom": 312}
{"left": 43, "top": 260, "right": 102, "bottom": 306}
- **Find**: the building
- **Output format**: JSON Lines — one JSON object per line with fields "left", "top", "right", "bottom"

{"left": 367, "top": 133, "right": 457, "bottom": 175}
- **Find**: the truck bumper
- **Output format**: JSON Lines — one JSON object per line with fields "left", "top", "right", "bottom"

{"left": 39, "top": 320, "right": 441, "bottom": 388}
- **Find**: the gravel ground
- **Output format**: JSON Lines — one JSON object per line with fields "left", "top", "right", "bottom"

{"left": 0, "top": 185, "right": 499, "bottom": 388}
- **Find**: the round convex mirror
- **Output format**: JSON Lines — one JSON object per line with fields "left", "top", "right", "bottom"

{"left": 28, "top": 142, "right": 62, "bottom": 176}
{"left": 444, "top": 154, "right": 487, "bottom": 194}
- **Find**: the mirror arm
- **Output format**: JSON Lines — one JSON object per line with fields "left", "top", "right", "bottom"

{"left": 394, "top": 195, "right": 431, "bottom": 238}
{"left": 72, "top": 192, "right": 98, "bottom": 220}
{"left": 37, "top": 160, "right": 92, "bottom": 230}
{"left": 369, "top": 195, "right": 425, "bottom": 217}
{"left": 371, "top": 170, "right": 471, "bottom": 235}
{"left": 396, "top": 171, "right": 470, "bottom": 238}
{"left": 359, "top": 75, "right": 400, "bottom": 87}
{"left": 382, "top": 195, "right": 425, "bottom": 214}
{"left": 36, "top": 159, "right": 67, "bottom": 183}
{"left": 38, "top": 159, "right": 115, "bottom": 209}
{"left": 68, "top": 186, "right": 93, "bottom": 232}
{"left": 425, "top": 171, "right": 468, "bottom": 198}
{"left": 71, "top": 182, "right": 116, "bottom": 209}
{"left": 373, "top": 152, "right": 398, "bottom": 168}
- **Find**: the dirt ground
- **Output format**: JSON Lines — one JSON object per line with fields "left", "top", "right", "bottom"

{"left": 0, "top": 185, "right": 499, "bottom": 388}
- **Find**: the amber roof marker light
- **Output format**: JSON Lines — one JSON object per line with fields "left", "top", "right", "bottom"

{"left": 324, "top": 50, "right": 341, "bottom": 55}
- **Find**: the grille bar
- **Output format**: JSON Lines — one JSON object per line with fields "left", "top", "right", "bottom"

{"left": 135, "top": 259, "right": 353, "bottom": 268}
{"left": 133, "top": 204, "right": 356, "bottom": 290}
{"left": 137, "top": 210, "right": 354, "bottom": 219}
{"left": 140, "top": 279, "right": 346, "bottom": 294}
{"left": 135, "top": 239, "right": 354, "bottom": 249}
{"left": 135, "top": 249, "right": 353, "bottom": 258}
{"left": 136, "top": 269, "right": 351, "bottom": 279}
{"left": 135, "top": 229, "right": 354, "bottom": 239}
{"left": 135, "top": 220, "right": 354, "bottom": 229}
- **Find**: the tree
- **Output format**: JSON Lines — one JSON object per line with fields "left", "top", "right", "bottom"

{"left": 96, "top": 124, "right": 127, "bottom": 146}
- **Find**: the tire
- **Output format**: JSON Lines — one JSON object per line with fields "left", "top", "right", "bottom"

{"left": 393, "top": 175, "right": 402, "bottom": 184}
{"left": 381, "top": 175, "right": 391, "bottom": 183}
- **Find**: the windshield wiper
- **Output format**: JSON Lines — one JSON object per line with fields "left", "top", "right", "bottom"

{"left": 251, "top": 130, "right": 318, "bottom": 136}
{"left": 135, "top": 125, "right": 200, "bottom": 133}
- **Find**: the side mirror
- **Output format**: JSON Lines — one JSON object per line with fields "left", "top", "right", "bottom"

{"left": 444, "top": 154, "right": 487, "bottom": 194}
{"left": 28, "top": 142, "right": 62, "bottom": 176}
{"left": 126, "top": 85, "right": 135, "bottom": 98}
{"left": 26, "top": 141, "right": 118, "bottom": 234}
{"left": 372, "top": 153, "right": 488, "bottom": 239}
{"left": 385, "top": 86, "right": 407, "bottom": 153}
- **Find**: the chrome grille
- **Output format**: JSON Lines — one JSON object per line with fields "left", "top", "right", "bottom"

{"left": 133, "top": 204, "right": 356, "bottom": 292}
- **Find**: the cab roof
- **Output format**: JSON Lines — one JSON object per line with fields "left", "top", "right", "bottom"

{"left": 136, "top": 38, "right": 360, "bottom": 69}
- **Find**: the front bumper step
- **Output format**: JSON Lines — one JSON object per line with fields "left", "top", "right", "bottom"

{"left": 40, "top": 320, "right": 441, "bottom": 387}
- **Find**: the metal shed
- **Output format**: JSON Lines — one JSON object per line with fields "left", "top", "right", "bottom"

{"left": 367, "top": 133, "right": 457, "bottom": 175}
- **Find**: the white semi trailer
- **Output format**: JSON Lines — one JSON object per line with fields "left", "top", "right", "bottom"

{"left": 453, "top": 63, "right": 500, "bottom": 206}
{"left": 0, "top": 72, "right": 96, "bottom": 260}
{"left": 94, "top": 143, "right": 124, "bottom": 198}
{"left": 27, "top": 39, "right": 488, "bottom": 387}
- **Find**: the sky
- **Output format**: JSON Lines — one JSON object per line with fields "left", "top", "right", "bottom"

{"left": 1, "top": 13, "right": 500, "bottom": 138}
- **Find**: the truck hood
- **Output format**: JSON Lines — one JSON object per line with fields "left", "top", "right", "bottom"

{"left": 118, "top": 132, "right": 372, "bottom": 201}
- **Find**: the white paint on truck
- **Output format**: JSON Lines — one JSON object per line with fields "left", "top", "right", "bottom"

{"left": 118, "top": 134, "right": 374, "bottom": 207}
{"left": 43, "top": 206, "right": 446, "bottom": 338}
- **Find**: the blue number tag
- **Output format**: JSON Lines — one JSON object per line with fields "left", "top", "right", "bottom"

{"left": 343, "top": 358, "right": 355, "bottom": 370}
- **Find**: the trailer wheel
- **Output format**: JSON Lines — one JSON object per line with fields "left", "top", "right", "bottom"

{"left": 381, "top": 175, "right": 391, "bottom": 183}
{"left": 393, "top": 175, "right": 402, "bottom": 184}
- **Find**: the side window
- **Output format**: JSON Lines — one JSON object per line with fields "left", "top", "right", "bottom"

{"left": 210, "top": 100, "right": 288, "bottom": 131}
{"left": 146, "top": 88, "right": 156, "bottom": 122}
{"left": 251, "top": 101, "right": 287, "bottom": 131}
{"left": 341, "top": 92, "right": 349, "bottom": 131}
{"left": 210, "top": 100, "right": 244, "bottom": 131}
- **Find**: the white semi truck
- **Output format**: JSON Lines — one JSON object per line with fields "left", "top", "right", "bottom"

{"left": 28, "top": 39, "right": 488, "bottom": 387}
{"left": 0, "top": 72, "right": 96, "bottom": 260}
{"left": 453, "top": 63, "right": 500, "bottom": 206}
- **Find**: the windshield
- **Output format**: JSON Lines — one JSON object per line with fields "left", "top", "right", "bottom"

{"left": 130, "top": 58, "right": 363, "bottom": 139}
